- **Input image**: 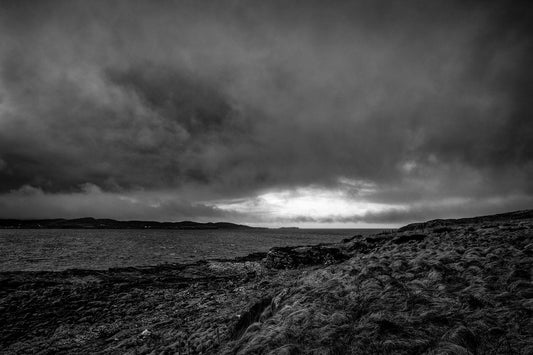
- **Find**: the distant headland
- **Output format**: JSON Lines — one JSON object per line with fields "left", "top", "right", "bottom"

{"left": 0, "top": 217, "right": 261, "bottom": 230}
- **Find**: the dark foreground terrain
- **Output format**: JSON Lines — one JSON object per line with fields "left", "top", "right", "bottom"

{"left": 1, "top": 210, "right": 532, "bottom": 354}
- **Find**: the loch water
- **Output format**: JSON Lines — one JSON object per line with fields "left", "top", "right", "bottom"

{"left": 0, "top": 228, "right": 386, "bottom": 271}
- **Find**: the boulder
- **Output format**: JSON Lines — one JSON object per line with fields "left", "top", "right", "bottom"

{"left": 264, "top": 245, "right": 350, "bottom": 269}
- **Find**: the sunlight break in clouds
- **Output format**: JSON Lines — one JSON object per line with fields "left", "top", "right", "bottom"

{"left": 210, "top": 182, "right": 404, "bottom": 228}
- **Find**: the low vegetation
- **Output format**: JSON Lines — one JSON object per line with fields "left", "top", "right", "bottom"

{"left": 223, "top": 212, "right": 533, "bottom": 354}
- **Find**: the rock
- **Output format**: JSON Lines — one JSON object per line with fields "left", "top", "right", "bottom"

{"left": 140, "top": 329, "right": 151, "bottom": 337}
{"left": 341, "top": 235, "right": 359, "bottom": 243}
{"left": 263, "top": 245, "right": 350, "bottom": 269}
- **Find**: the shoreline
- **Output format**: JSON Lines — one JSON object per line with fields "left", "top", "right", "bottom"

{"left": 0, "top": 251, "right": 269, "bottom": 277}
{"left": 0, "top": 227, "right": 378, "bottom": 273}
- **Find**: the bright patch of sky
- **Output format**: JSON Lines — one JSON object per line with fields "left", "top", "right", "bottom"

{"left": 210, "top": 180, "right": 404, "bottom": 228}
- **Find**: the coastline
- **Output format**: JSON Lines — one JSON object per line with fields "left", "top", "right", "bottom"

{"left": 1, "top": 210, "right": 532, "bottom": 354}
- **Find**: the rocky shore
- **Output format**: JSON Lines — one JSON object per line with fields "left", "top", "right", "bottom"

{"left": 1, "top": 210, "right": 532, "bottom": 354}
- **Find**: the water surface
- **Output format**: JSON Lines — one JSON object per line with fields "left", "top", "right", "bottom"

{"left": 0, "top": 228, "right": 385, "bottom": 271}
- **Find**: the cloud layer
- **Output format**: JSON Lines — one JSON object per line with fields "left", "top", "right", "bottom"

{"left": 0, "top": 0, "right": 531, "bottom": 226}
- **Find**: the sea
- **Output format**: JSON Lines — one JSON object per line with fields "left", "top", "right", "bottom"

{"left": 0, "top": 228, "right": 386, "bottom": 272}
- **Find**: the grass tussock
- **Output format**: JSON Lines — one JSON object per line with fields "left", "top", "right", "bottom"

{"left": 222, "top": 218, "right": 533, "bottom": 354}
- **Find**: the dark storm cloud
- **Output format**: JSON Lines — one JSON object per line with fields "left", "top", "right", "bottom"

{"left": 0, "top": 184, "right": 237, "bottom": 221}
{"left": 0, "top": 0, "right": 531, "bottom": 223}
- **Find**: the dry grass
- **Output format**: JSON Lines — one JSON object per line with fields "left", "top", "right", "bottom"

{"left": 222, "top": 219, "right": 533, "bottom": 354}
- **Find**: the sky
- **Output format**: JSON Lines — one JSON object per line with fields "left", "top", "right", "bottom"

{"left": 0, "top": 0, "right": 531, "bottom": 227}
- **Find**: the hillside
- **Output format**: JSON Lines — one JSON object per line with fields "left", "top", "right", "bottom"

{"left": 1, "top": 210, "right": 532, "bottom": 354}
{"left": 0, "top": 217, "right": 257, "bottom": 230}
{"left": 224, "top": 210, "right": 533, "bottom": 354}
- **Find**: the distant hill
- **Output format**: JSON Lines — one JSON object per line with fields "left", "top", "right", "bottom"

{"left": 398, "top": 209, "right": 533, "bottom": 231}
{"left": 0, "top": 217, "right": 259, "bottom": 230}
